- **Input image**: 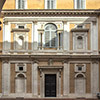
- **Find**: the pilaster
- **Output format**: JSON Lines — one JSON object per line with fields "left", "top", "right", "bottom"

{"left": 3, "top": 21, "right": 11, "bottom": 52}
{"left": 33, "top": 21, "right": 38, "bottom": 50}
{"left": 32, "top": 60, "right": 38, "bottom": 96}
{"left": 63, "top": 21, "right": 69, "bottom": 50}
{"left": 91, "top": 20, "right": 98, "bottom": 54}
{"left": 2, "top": 60, "right": 10, "bottom": 96}
{"left": 91, "top": 61, "right": 99, "bottom": 97}
{"left": 63, "top": 61, "right": 69, "bottom": 96}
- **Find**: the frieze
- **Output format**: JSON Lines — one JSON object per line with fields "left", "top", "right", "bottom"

{"left": 1, "top": 9, "right": 100, "bottom": 17}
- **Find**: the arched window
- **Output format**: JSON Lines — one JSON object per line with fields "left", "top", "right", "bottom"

{"left": 16, "top": 0, "right": 27, "bottom": 9}
{"left": 16, "top": 74, "right": 26, "bottom": 93}
{"left": 75, "top": 73, "right": 85, "bottom": 94}
{"left": 44, "top": 24, "right": 57, "bottom": 48}
{"left": 74, "top": 0, "right": 85, "bottom": 9}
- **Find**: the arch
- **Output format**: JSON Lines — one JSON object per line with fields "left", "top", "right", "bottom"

{"left": 15, "top": 73, "right": 26, "bottom": 93}
{"left": 75, "top": 73, "right": 85, "bottom": 78}
{"left": 77, "top": 36, "right": 83, "bottom": 40}
{"left": 45, "top": 23, "right": 57, "bottom": 29}
{"left": 75, "top": 73, "right": 86, "bottom": 94}
{"left": 15, "top": 73, "right": 26, "bottom": 78}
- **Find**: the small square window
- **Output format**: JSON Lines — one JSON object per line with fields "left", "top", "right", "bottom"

{"left": 19, "top": 26, "right": 24, "bottom": 29}
{"left": 19, "top": 67, "right": 23, "bottom": 71}
{"left": 78, "top": 66, "right": 82, "bottom": 71}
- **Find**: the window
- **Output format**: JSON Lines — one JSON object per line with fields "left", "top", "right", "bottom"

{"left": 44, "top": 24, "right": 57, "bottom": 48}
{"left": 73, "top": 32, "right": 87, "bottom": 50}
{"left": 45, "top": 0, "right": 56, "bottom": 9}
{"left": 74, "top": 0, "right": 86, "bottom": 9}
{"left": 14, "top": 33, "right": 28, "bottom": 50}
{"left": 16, "top": 0, "right": 27, "bottom": 9}
{"left": 77, "top": 36, "right": 83, "bottom": 49}
{"left": 19, "top": 67, "right": 23, "bottom": 71}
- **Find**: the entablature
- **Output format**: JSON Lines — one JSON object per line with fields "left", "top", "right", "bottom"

{"left": 1, "top": 9, "right": 100, "bottom": 17}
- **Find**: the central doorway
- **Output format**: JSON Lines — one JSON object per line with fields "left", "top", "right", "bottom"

{"left": 45, "top": 74, "right": 56, "bottom": 97}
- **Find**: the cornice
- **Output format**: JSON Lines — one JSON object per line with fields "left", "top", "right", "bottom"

{"left": 0, "top": 54, "right": 100, "bottom": 59}
{"left": 11, "top": 28, "right": 30, "bottom": 32}
{"left": 71, "top": 28, "right": 89, "bottom": 32}
{"left": 1, "top": 9, "right": 100, "bottom": 17}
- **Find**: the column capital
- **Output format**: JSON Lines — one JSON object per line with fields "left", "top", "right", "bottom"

{"left": 33, "top": 21, "right": 38, "bottom": 24}
{"left": 63, "top": 21, "right": 67, "bottom": 24}
{"left": 62, "top": 60, "right": 68, "bottom": 64}
{"left": 92, "top": 61, "right": 98, "bottom": 64}
{"left": 3, "top": 60, "right": 9, "bottom": 64}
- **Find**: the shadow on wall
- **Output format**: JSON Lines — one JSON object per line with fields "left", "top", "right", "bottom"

{"left": 0, "top": 16, "right": 98, "bottom": 52}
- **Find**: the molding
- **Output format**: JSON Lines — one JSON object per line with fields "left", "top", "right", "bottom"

{"left": 38, "top": 66, "right": 63, "bottom": 69}
{"left": 11, "top": 28, "right": 30, "bottom": 32}
{"left": 71, "top": 28, "right": 89, "bottom": 32}
{"left": 32, "top": 60, "right": 39, "bottom": 64}
{"left": 1, "top": 9, "right": 100, "bottom": 17}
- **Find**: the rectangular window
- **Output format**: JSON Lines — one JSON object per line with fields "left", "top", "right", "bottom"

{"left": 45, "top": 0, "right": 56, "bottom": 9}
{"left": 74, "top": 0, "right": 85, "bottom": 9}
{"left": 16, "top": 0, "right": 27, "bottom": 9}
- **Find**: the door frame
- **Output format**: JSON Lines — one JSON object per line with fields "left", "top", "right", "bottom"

{"left": 39, "top": 69, "right": 61, "bottom": 97}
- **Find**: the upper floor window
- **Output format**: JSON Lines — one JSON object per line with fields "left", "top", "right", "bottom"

{"left": 16, "top": 0, "right": 27, "bottom": 9}
{"left": 45, "top": 0, "right": 56, "bottom": 9}
{"left": 74, "top": 0, "right": 86, "bottom": 9}
{"left": 44, "top": 24, "right": 57, "bottom": 48}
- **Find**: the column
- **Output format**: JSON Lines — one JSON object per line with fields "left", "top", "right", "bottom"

{"left": 63, "top": 61, "right": 69, "bottom": 96}
{"left": 3, "top": 21, "right": 11, "bottom": 52}
{"left": 33, "top": 21, "right": 38, "bottom": 50}
{"left": 63, "top": 21, "right": 69, "bottom": 50}
{"left": 2, "top": 61, "right": 10, "bottom": 96}
{"left": 31, "top": 22, "right": 34, "bottom": 50}
{"left": 58, "top": 69, "right": 61, "bottom": 97}
{"left": 91, "top": 61, "right": 99, "bottom": 97}
{"left": 32, "top": 61, "right": 38, "bottom": 96}
{"left": 40, "top": 69, "right": 43, "bottom": 97}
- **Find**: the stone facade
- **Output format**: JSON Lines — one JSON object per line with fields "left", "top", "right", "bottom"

{"left": 0, "top": 0, "right": 100, "bottom": 99}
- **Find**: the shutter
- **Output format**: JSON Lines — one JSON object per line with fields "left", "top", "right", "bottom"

{"left": 45, "top": 31, "right": 50, "bottom": 47}
{"left": 81, "top": 0, "right": 85, "bottom": 9}
{"left": 22, "top": 0, "right": 25, "bottom": 9}
{"left": 51, "top": 0, "right": 53, "bottom": 9}
{"left": 18, "top": 0, "right": 20, "bottom": 9}
{"left": 47, "top": 0, "right": 50, "bottom": 9}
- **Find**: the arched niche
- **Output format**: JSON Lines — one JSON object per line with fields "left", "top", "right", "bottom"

{"left": 15, "top": 73, "right": 26, "bottom": 93}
